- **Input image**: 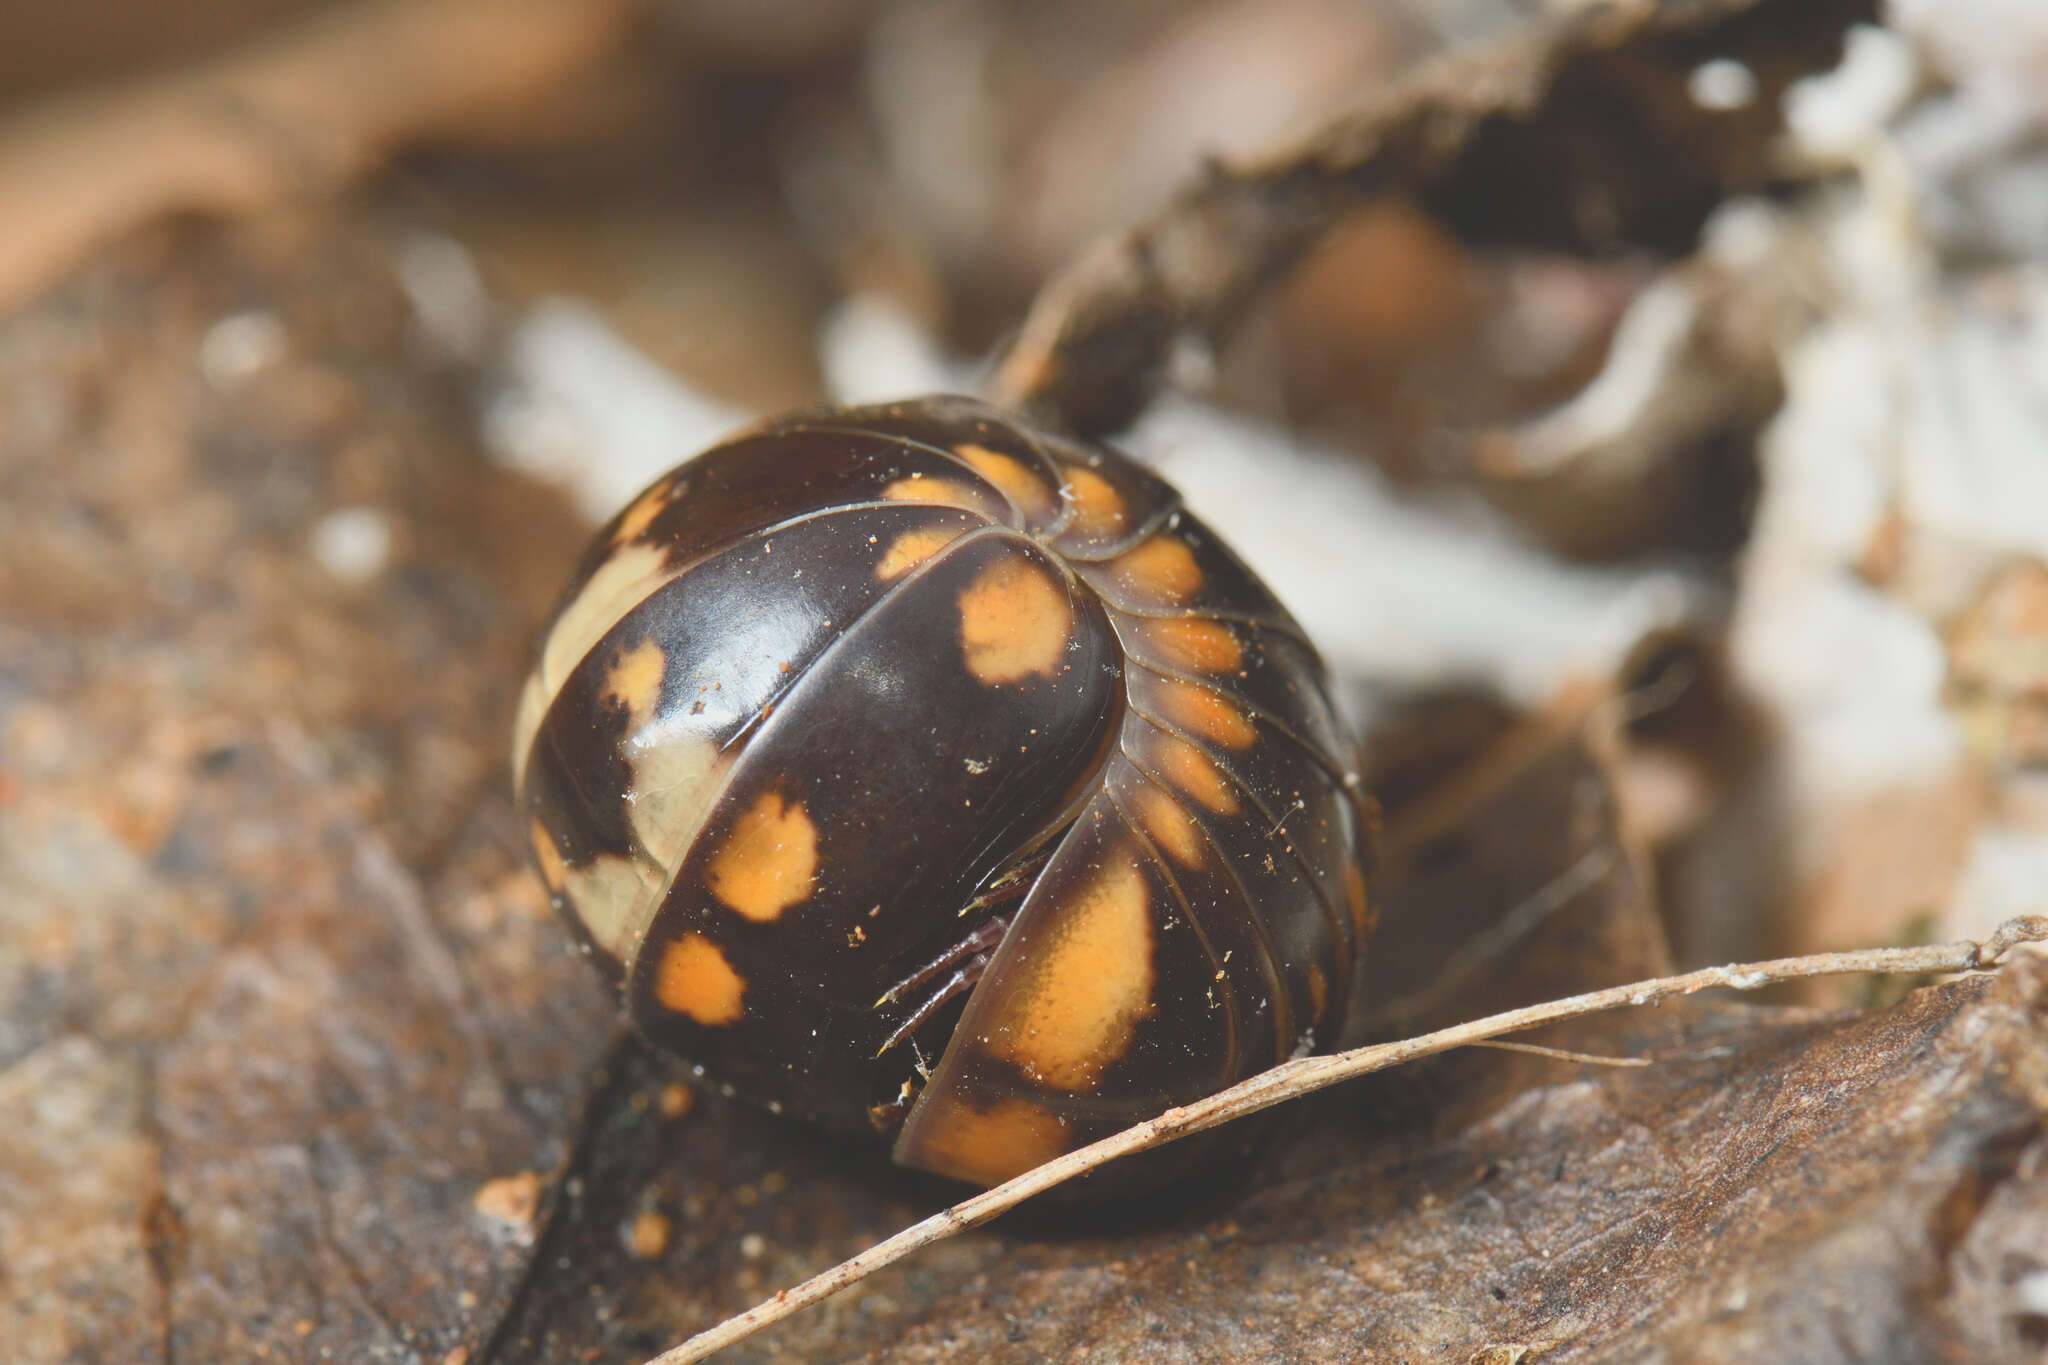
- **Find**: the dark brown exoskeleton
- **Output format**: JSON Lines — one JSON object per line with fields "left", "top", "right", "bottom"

{"left": 513, "top": 396, "right": 1374, "bottom": 1187}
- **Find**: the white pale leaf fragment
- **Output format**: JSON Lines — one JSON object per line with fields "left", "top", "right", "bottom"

{"left": 484, "top": 300, "right": 753, "bottom": 523}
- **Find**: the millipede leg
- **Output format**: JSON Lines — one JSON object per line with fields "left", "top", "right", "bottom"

{"left": 875, "top": 926, "right": 1009, "bottom": 1054}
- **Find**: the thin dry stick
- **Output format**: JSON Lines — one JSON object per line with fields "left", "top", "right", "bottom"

{"left": 649, "top": 915, "right": 2048, "bottom": 1365}
{"left": 1468, "top": 1039, "right": 1649, "bottom": 1067}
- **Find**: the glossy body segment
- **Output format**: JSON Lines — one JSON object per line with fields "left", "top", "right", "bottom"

{"left": 882, "top": 406, "right": 1365, "bottom": 1182}
{"left": 515, "top": 395, "right": 1374, "bottom": 1187}
{"left": 625, "top": 530, "right": 1121, "bottom": 1131}
{"left": 513, "top": 427, "right": 1008, "bottom": 791}
{"left": 894, "top": 794, "right": 1237, "bottom": 1185}
{"left": 522, "top": 501, "right": 985, "bottom": 980}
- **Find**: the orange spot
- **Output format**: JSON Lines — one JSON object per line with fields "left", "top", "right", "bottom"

{"left": 1104, "top": 537, "right": 1202, "bottom": 604}
{"left": 957, "top": 555, "right": 1072, "bottom": 684}
{"left": 528, "top": 816, "right": 566, "bottom": 891}
{"left": 603, "top": 638, "right": 666, "bottom": 722}
{"left": 1152, "top": 733, "right": 1237, "bottom": 814}
{"left": 706, "top": 790, "right": 818, "bottom": 922}
{"left": 1345, "top": 862, "right": 1374, "bottom": 942}
{"left": 1307, "top": 964, "right": 1329, "bottom": 1024}
{"left": 654, "top": 932, "right": 746, "bottom": 1025}
{"left": 876, "top": 524, "right": 962, "bottom": 580}
{"left": 1060, "top": 464, "right": 1127, "bottom": 539}
{"left": 906, "top": 1097, "right": 1070, "bottom": 1188}
{"left": 958, "top": 444, "right": 1054, "bottom": 521}
{"left": 1157, "top": 679, "right": 1256, "bottom": 748}
{"left": 1133, "top": 785, "right": 1204, "bottom": 867}
{"left": 881, "top": 474, "right": 998, "bottom": 517}
{"left": 985, "top": 860, "right": 1154, "bottom": 1091}
{"left": 610, "top": 482, "right": 670, "bottom": 544}
{"left": 1143, "top": 618, "right": 1242, "bottom": 673}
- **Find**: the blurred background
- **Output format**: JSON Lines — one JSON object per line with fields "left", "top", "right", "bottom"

{"left": 2, "top": 0, "right": 2043, "bottom": 983}
{"left": 0, "top": 0, "right": 1681, "bottom": 449}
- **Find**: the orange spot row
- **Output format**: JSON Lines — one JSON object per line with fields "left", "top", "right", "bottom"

{"left": 1133, "top": 785, "right": 1205, "bottom": 867}
{"left": 1156, "top": 678, "right": 1256, "bottom": 748}
{"left": 1104, "top": 536, "right": 1202, "bottom": 604}
{"left": 1059, "top": 464, "right": 1127, "bottom": 539}
{"left": 1149, "top": 733, "right": 1238, "bottom": 815}
{"left": 1142, "top": 617, "right": 1242, "bottom": 674}
{"left": 957, "top": 443, "right": 1056, "bottom": 522}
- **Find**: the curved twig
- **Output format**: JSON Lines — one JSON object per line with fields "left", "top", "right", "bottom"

{"left": 648, "top": 914, "right": 2048, "bottom": 1364}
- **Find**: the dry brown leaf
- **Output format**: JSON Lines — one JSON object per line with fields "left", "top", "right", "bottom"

{"left": 0, "top": 213, "right": 608, "bottom": 1363}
